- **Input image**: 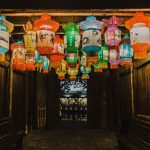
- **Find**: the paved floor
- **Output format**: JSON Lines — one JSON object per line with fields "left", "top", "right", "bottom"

{"left": 23, "top": 129, "right": 118, "bottom": 150}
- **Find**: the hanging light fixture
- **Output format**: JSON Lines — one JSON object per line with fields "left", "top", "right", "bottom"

{"left": 103, "top": 16, "right": 122, "bottom": 47}
{"left": 0, "top": 16, "right": 14, "bottom": 62}
{"left": 125, "top": 12, "right": 150, "bottom": 59}
{"left": 79, "top": 16, "right": 103, "bottom": 54}
{"left": 50, "top": 35, "right": 66, "bottom": 69}
{"left": 34, "top": 14, "right": 59, "bottom": 55}
{"left": 23, "top": 21, "right": 36, "bottom": 71}
{"left": 10, "top": 41, "right": 26, "bottom": 71}
{"left": 119, "top": 34, "right": 133, "bottom": 66}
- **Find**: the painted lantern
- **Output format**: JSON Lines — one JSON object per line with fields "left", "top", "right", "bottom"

{"left": 10, "top": 41, "right": 26, "bottom": 71}
{"left": 119, "top": 34, "right": 133, "bottom": 66}
{"left": 34, "top": 14, "right": 59, "bottom": 55}
{"left": 23, "top": 21, "right": 36, "bottom": 71}
{"left": 125, "top": 12, "right": 150, "bottom": 59}
{"left": 0, "top": 16, "right": 14, "bottom": 62}
{"left": 50, "top": 35, "right": 65, "bottom": 69}
{"left": 103, "top": 16, "right": 122, "bottom": 46}
{"left": 109, "top": 46, "right": 120, "bottom": 69}
{"left": 79, "top": 16, "right": 103, "bottom": 54}
{"left": 62, "top": 22, "right": 80, "bottom": 53}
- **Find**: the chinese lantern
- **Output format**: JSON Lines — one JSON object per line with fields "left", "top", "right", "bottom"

{"left": 50, "top": 35, "right": 65, "bottom": 69}
{"left": 79, "top": 16, "right": 103, "bottom": 54}
{"left": 68, "top": 66, "right": 79, "bottom": 80}
{"left": 93, "top": 64, "right": 103, "bottom": 72}
{"left": 103, "top": 16, "right": 122, "bottom": 46}
{"left": 98, "top": 44, "right": 109, "bottom": 69}
{"left": 23, "top": 21, "right": 36, "bottom": 71}
{"left": 56, "top": 60, "right": 67, "bottom": 80}
{"left": 86, "top": 53, "right": 98, "bottom": 66}
{"left": 0, "top": 16, "right": 14, "bottom": 61}
{"left": 80, "top": 65, "right": 91, "bottom": 79}
{"left": 66, "top": 52, "right": 78, "bottom": 64}
{"left": 35, "top": 50, "right": 44, "bottom": 73}
{"left": 33, "top": 14, "right": 59, "bottom": 55}
{"left": 125, "top": 12, "right": 150, "bottom": 59}
{"left": 109, "top": 46, "right": 120, "bottom": 69}
{"left": 10, "top": 41, "right": 26, "bottom": 71}
{"left": 119, "top": 34, "right": 133, "bottom": 66}
{"left": 62, "top": 22, "right": 80, "bottom": 53}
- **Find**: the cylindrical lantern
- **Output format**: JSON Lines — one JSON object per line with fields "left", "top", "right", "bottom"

{"left": 10, "top": 41, "right": 26, "bottom": 71}
{"left": 25, "top": 53, "right": 36, "bottom": 71}
{"left": 103, "top": 16, "right": 122, "bottom": 46}
{"left": 98, "top": 44, "right": 109, "bottom": 69}
{"left": 50, "top": 35, "right": 65, "bottom": 69}
{"left": 0, "top": 16, "right": 14, "bottom": 54}
{"left": 125, "top": 12, "right": 150, "bottom": 59}
{"left": 119, "top": 34, "right": 133, "bottom": 66}
{"left": 109, "top": 46, "right": 120, "bottom": 69}
{"left": 66, "top": 52, "right": 78, "bottom": 64}
{"left": 34, "top": 14, "right": 59, "bottom": 55}
{"left": 62, "top": 22, "right": 80, "bottom": 53}
{"left": 80, "top": 16, "right": 103, "bottom": 54}
{"left": 23, "top": 21, "right": 36, "bottom": 54}
{"left": 35, "top": 50, "right": 44, "bottom": 73}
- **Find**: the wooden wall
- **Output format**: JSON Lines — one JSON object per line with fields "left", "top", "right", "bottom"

{"left": 118, "top": 57, "right": 150, "bottom": 149}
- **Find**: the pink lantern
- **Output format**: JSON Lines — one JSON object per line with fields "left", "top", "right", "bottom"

{"left": 103, "top": 16, "right": 122, "bottom": 46}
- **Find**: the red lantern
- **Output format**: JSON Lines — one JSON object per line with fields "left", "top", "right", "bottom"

{"left": 34, "top": 14, "right": 59, "bottom": 55}
{"left": 50, "top": 35, "right": 66, "bottom": 69}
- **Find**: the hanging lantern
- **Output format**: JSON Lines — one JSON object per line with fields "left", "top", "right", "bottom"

{"left": 62, "top": 22, "right": 80, "bottom": 53}
{"left": 125, "top": 12, "right": 150, "bottom": 59}
{"left": 23, "top": 21, "right": 36, "bottom": 53}
{"left": 35, "top": 50, "right": 44, "bottom": 73}
{"left": 56, "top": 60, "right": 67, "bottom": 80}
{"left": 80, "top": 65, "right": 91, "bottom": 79}
{"left": 93, "top": 64, "right": 103, "bottom": 72}
{"left": 86, "top": 53, "right": 98, "bottom": 66}
{"left": 109, "top": 46, "right": 120, "bottom": 69}
{"left": 0, "top": 16, "right": 14, "bottom": 55}
{"left": 10, "top": 41, "right": 26, "bottom": 71}
{"left": 98, "top": 44, "right": 109, "bottom": 69}
{"left": 103, "top": 16, "right": 122, "bottom": 46}
{"left": 66, "top": 52, "right": 78, "bottom": 64}
{"left": 34, "top": 14, "right": 59, "bottom": 55}
{"left": 68, "top": 66, "right": 79, "bottom": 80}
{"left": 80, "top": 16, "right": 103, "bottom": 54}
{"left": 119, "top": 34, "right": 133, "bottom": 66}
{"left": 42, "top": 56, "right": 50, "bottom": 73}
{"left": 50, "top": 35, "right": 65, "bottom": 69}
{"left": 25, "top": 53, "right": 36, "bottom": 71}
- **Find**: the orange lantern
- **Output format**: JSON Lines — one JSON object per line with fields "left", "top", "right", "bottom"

{"left": 10, "top": 41, "right": 26, "bottom": 71}
{"left": 34, "top": 14, "right": 59, "bottom": 55}
{"left": 125, "top": 12, "right": 150, "bottom": 59}
{"left": 50, "top": 35, "right": 66, "bottom": 69}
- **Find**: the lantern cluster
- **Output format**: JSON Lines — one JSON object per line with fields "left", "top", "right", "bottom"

{"left": 7, "top": 12, "right": 150, "bottom": 79}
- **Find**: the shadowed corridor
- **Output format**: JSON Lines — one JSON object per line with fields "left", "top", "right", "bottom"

{"left": 22, "top": 129, "right": 118, "bottom": 150}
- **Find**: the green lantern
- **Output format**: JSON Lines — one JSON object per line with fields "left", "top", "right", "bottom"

{"left": 62, "top": 22, "right": 80, "bottom": 53}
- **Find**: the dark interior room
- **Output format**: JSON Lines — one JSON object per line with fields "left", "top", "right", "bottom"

{"left": 0, "top": 1, "right": 150, "bottom": 150}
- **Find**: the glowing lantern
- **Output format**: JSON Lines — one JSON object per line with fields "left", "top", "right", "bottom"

{"left": 34, "top": 14, "right": 59, "bottom": 55}
{"left": 66, "top": 52, "right": 78, "bottom": 64}
{"left": 80, "top": 16, "right": 103, "bottom": 54}
{"left": 109, "top": 46, "right": 120, "bottom": 69}
{"left": 0, "top": 54, "right": 5, "bottom": 62}
{"left": 125, "top": 12, "right": 150, "bottom": 59}
{"left": 50, "top": 35, "right": 65, "bottom": 69}
{"left": 103, "top": 16, "right": 122, "bottom": 46}
{"left": 86, "top": 53, "right": 98, "bottom": 66}
{"left": 80, "top": 65, "right": 91, "bottom": 79}
{"left": 56, "top": 60, "right": 67, "bottom": 80}
{"left": 25, "top": 53, "right": 36, "bottom": 71}
{"left": 0, "top": 16, "right": 14, "bottom": 55}
{"left": 42, "top": 56, "right": 50, "bottom": 73}
{"left": 98, "top": 44, "right": 109, "bottom": 69}
{"left": 93, "top": 64, "right": 103, "bottom": 72}
{"left": 23, "top": 21, "right": 36, "bottom": 53}
{"left": 119, "top": 34, "right": 133, "bottom": 66}
{"left": 68, "top": 66, "right": 79, "bottom": 80}
{"left": 10, "top": 41, "right": 26, "bottom": 71}
{"left": 62, "top": 22, "right": 80, "bottom": 53}
{"left": 35, "top": 51, "right": 44, "bottom": 73}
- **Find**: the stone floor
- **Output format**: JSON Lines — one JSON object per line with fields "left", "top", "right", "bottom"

{"left": 22, "top": 129, "right": 118, "bottom": 150}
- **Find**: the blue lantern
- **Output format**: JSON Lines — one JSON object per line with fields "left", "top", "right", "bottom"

{"left": 119, "top": 34, "right": 133, "bottom": 66}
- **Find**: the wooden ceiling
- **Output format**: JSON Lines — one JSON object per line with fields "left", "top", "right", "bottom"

{"left": 1, "top": 9, "right": 150, "bottom": 37}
